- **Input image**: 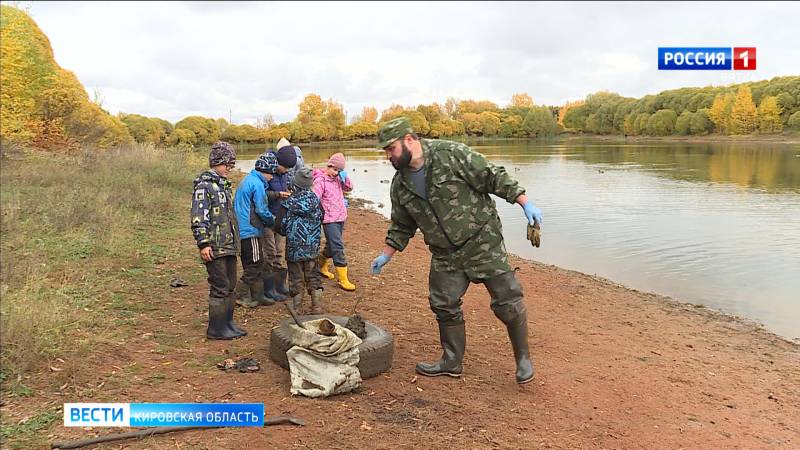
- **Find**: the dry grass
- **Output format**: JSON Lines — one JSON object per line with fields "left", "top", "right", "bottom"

{"left": 0, "top": 143, "right": 205, "bottom": 388}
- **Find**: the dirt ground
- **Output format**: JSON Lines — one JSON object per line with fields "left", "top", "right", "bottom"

{"left": 9, "top": 206, "right": 800, "bottom": 449}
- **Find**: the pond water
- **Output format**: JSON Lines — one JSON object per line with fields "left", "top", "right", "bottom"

{"left": 237, "top": 139, "right": 800, "bottom": 340}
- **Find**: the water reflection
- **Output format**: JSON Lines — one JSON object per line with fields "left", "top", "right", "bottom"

{"left": 237, "top": 140, "right": 800, "bottom": 339}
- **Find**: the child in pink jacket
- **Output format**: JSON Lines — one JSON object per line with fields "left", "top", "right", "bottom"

{"left": 313, "top": 153, "right": 355, "bottom": 291}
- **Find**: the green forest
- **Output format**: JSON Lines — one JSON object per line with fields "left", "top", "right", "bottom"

{"left": 2, "top": 5, "right": 799, "bottom": 151}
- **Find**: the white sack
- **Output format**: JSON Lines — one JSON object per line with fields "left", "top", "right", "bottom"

{"left": 287, "top": 319, "right": 363, "bottom": 398}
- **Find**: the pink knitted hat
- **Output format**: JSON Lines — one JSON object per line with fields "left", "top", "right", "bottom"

{"left": 327, "top": 153, "right": 346, "bottom": 170}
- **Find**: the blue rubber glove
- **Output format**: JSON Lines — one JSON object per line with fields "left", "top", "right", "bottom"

{"left": 344, "top": 197, "right": 349, "bottom": 208}
{"left": 370, "top": 252, "right": 392, "bottom": 275}
{"left": 338, "top": 170, "right": 348, "bottom": 184}
{"left": 522, "top": 201, "right": 543, "bottom": 226}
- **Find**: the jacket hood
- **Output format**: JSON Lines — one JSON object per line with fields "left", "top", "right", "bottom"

{"left": 194, "top": 169, "right": 225, "bottom": 186}
{"left": 313, "top": 167, "right": 334, "bottom": 180}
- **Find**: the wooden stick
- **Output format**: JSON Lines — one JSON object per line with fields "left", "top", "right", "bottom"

{"left": 51, "top": 416, "right": 304, "bottom": 449}
{"left": 284, "top": 303, "right": 306, "bottom": 329}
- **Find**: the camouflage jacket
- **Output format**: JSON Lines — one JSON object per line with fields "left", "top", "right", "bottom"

{"left": 386, "top": 139, "right": 525, "bottom": 277}
{"left": 190, "top": 170, "right": 239, "bottom": 258}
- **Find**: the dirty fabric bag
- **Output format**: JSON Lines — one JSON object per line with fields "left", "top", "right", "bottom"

{"left": 287, "top": 318, "right": 363, "bottom": 398}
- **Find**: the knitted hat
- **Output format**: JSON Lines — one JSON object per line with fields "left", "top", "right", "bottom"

{"left": 254, "top": 152, "right": 278, "bottom": 174}
{"left": 293, "top": 167, "right": 314, "bottom": 189}
{"left": 327, "top": 152, "right": 346, "bottom": 170}
{"left": 209, "top": 141, "right": 236, "bottom": 167}
{"left": 276, "top": 146, "right": 297, "bottom": 168}
{"left": 276, "top": 137, "right": 292, "bottom": 150}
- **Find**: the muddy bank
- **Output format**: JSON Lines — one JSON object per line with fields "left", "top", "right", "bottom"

{"left": 6, "top": 206, "right": 799, "bottom": 449}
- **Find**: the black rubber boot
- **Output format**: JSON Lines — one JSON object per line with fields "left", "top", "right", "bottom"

{"left": 263, "top": 271, "right": 287, "bottom": 302}
{"left": 275, "top": 268, "right": 290, "bottom": 296}
{"left": 236, "top": 280, "right": 259, "bottom": 308}
{"left": 225, "top": 294, "right": 247, "bottom": 337}
{"left": 251, "top": 279, "right": 274, "bottom": 306}
{"left": 506, "top": 316, "right": 534, "bottom": 384}
{"left": 207, "top": 298, "right": 238, "bottom": 340}
{"left": 485, "top": 271, "right": 534, "bottom": 384}
{"left": 415, "top": 323, "right": 465, "bottom": 377}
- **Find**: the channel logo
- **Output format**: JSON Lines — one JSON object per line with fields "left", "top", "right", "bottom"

{"left": 64, "top": 403, "right": 265, "bottom": 427}
{"left": 658, "top": 47, "right": 756, "bottom": 70}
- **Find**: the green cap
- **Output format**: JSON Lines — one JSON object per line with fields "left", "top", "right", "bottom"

{"left": 377, "top": 117, "right": 414, "bottom": 149}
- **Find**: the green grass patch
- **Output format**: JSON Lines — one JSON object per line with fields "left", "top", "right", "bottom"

{"left": 0, "top": 408, "right": 60, "bottom": 449}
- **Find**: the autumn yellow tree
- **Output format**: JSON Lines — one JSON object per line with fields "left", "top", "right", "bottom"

{"left": 510, "top": 93, "right": 534, "bottom": 108}
{"left": 297, "top": 94, "right": 325, "bottom": 124}
{"left": 757, "top": 95, "right": 783, "bottom": 134}
{"left": 0, "top": 5, "right": 132, "bottom": 149}
{"left": 460, "top": 113, "right": 483, "bottom": 135}
{"left": 379, "top": 104, "right": 406, "bottom": 123}
{"left": 709, "top": 93, "right": 734, "bottom": 134}
{"left": 729, "top": 86, "right": 757, "bottom": 134}
{"left": 359, "top": 106, "right": 378, "bottom": 123}
{"left": 324, "top": 98, "right": 346, "bottom": 139}
{"left": 479, "top": 111, "right": 501, "bottom": 136}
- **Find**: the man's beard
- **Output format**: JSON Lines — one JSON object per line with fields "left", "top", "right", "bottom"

{"left": 391, "top": 142, "right": 412, "bottom": 170}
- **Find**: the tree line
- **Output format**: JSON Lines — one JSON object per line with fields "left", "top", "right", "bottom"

{"left": 562, "top": 77, "right": 800, "bottom": 136}
{"left": 125, "top": 77, "right": 800, "bottom": 148}
{"left": 122, "top": 92, "right": 564, "bottom": 148}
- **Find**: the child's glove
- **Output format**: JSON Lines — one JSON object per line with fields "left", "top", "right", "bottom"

{"left": 338, "top": 170, "right": 348, "bottom": 184}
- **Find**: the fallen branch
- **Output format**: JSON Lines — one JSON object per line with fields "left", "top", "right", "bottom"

{"left": 51, "top": 416, "right": 304, "bottom": 449}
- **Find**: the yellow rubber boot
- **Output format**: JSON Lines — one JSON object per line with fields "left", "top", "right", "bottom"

{"left": 335, "top": 266, "right": 356, "bottom": 291}
{"left": 319, "top": 255, "right": 335, "bottom": 280}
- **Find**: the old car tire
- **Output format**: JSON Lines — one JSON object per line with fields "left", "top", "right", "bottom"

{"left": 268, "top": 315, "right": 394, "bottom": 379}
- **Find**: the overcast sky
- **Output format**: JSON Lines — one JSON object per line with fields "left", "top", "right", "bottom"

{"left": 22, "top": 1, "right": 800, "bottom": 125}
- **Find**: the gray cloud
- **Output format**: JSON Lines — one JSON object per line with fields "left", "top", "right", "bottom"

{"left": 25, "top": 1, "right": 800, "bottom": 124}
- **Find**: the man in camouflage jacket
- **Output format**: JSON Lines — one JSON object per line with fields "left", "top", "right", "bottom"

{"left": 191, "top": 141, "right": 244, "bottom": 340}
{"left": 370, "top": 117, "right": 544, "bottom": 384}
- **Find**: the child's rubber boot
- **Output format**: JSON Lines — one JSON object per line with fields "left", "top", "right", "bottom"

{"left": 275, "top": 268, "right": 290, "bottom": 296}
{"left": 319, "top": 255, "right": 335, "bottom": 280}
{"left": 310, "top": 289, "right": 324, "bottom": 314}
{"left": 263, "top": 271, "right": 287, "bottom": 302}
{"left": 335, "top": 266, "right": 356, "bottom": 291}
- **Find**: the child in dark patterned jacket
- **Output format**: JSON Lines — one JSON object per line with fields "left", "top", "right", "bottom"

{"left": 190, "top": 141, "right": 245, "bottom": 340}
{"left": 274, "top": 167, "right": 325, "bottom": 314}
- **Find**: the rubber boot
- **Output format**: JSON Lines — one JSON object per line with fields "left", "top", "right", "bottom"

{"left": 318, "top": 255, "right": 335, "bottom": 280}
{"left": 207, "top": 298, "right": 238, "bottom": 340}
{"left": 310, "top": 288, "right": 324, "bottom": 315}
{"left": 291, "top": 293, "right": 304, "bottom": 315}
{"left": 335, "top": 266, "right": 356, "bottom": 291}
{"left": 275, "top": 268, "right": 290, "bottom": 296}
{"left": 225, "top": 294, "right": 247, "bottom": 337}
{"left": 506, "top": 316, "right": 535, "bottom": 384}
{"left": 236, "top": 280, "right": 259, "bottom": 308}
{"left": 485, "top": 271, "right": 534, "bottom": 384}
{"left": 263, "top": 271, "right": 287, "bottom": 302}
{"left": 251, "top": 278, "right": 274, "bottom": 306}
{"left": 415, "top": 323, "right": 465, "bottom": 377}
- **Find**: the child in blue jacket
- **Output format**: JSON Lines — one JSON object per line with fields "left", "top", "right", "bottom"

{"left": 233, "top": 152, "right": 277, "bottom": 308}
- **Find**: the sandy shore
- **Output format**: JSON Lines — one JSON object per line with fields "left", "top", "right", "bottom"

{"left": 9, "top": 206, "right": 799, "bottom": 449}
